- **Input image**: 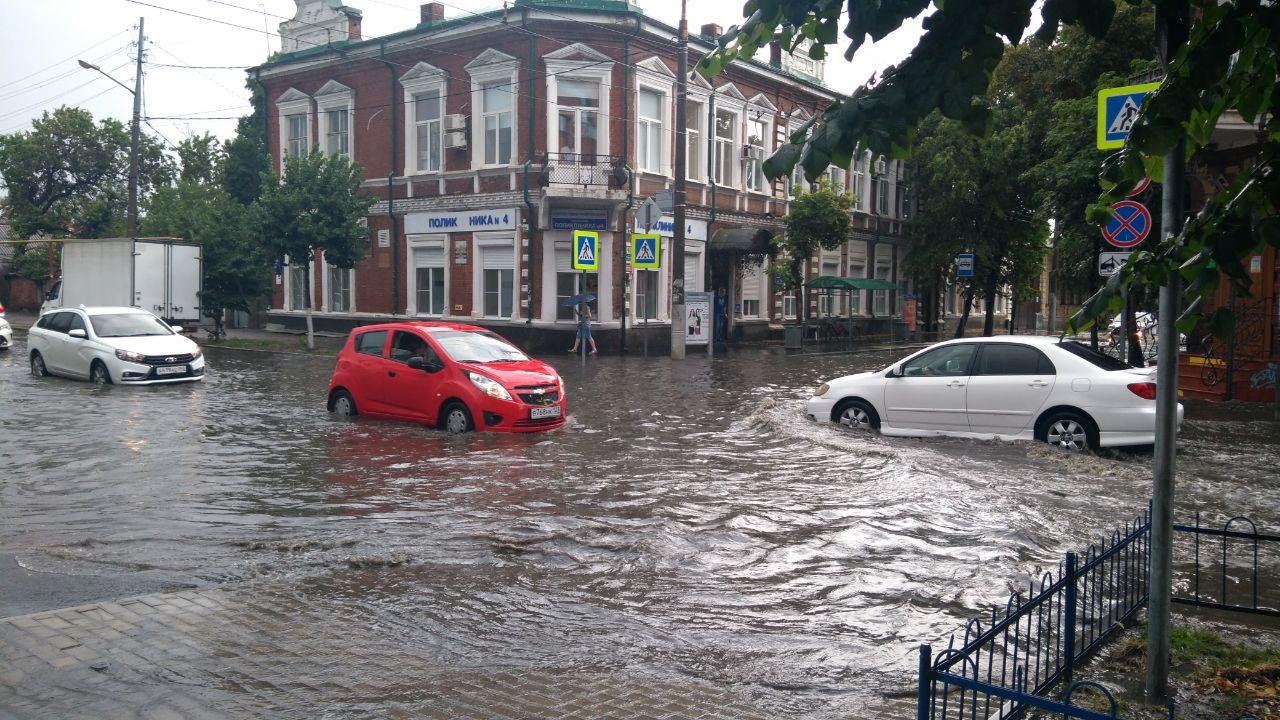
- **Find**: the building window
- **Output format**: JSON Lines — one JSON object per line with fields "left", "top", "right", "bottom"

{"left": 324, "top": 109, "right": 349, "bottom": 157}
{"left": 825, "top": 166, "right": 846, "bottom": 192}
{"left": 288, "top": 262, "right": 308, "bottom": 310}
{"left": 416, "top": 266, "right": 444, "bottom": 315}
{"left": 740, "top": 265, "right": 762, "bottom": 318}
{"left": 556, "top": 272, "right": 598, "bottom": 320}
{"left": 482, "top": 80, "right": 514, "bottom": 165}
{"left": 484, "top": 269, "right": 513, "bottom": 317}
{"left": 555, "top": 78, "right": 598, "bottom": 158}
{"left": 745, "top": 118, "right": 767, "bottom": 192}
{"left": 874, "top": 246, "right": 892, "bottom": 316}
{"left": 327, "top": 265, "right": 351, "bottom": 312}
{"left": 849, "top": 261, "right": 866, "bottom": 315}
{"left": 286, "top": 114, "right": 308, "bottom": 158}
{"left": 783, "top": 294, "right": 796, "bottom": 319}
{"left": 714, "top": 108, "right": 737, "bottom": 186}
{"left": 414, "top": 90, "right": 442, "bottom": 172}
{"left": 637, "top": 87, "right": 662, "bottom": 173}
{"left": 686, "top": 100, "right": 704, "bottom": 181}
{"left": 635, "top": 270, "right": 659, "bottom": 320}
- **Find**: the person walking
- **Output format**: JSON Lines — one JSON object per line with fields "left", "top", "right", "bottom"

{"left": 569, "top": 302, "right": 597, "bottom": 355}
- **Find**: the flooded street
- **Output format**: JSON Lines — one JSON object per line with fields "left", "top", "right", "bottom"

{"left": 1, "top": 341, "right": 1277, "bottom": 718}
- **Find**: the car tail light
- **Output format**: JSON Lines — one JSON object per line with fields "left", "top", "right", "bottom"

{"left": 1127, "top": 382, "right": 1157, "bottom": 400}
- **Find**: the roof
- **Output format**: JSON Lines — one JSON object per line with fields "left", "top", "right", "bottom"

{"left": 807, "top": 275, "right": 900, "bottom": 291}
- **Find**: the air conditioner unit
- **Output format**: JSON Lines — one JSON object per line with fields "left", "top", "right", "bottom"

{"left": 443, "top": 129, "right": 467, "bottom": 149}
{"left": 873, "top": 155, "right": 887, "bottom": 176}
{"left": 741, "top": 145, "right": 765, "bottom": 161}
{"left": 443, "top": 113, "right": 467, "bottom": 132}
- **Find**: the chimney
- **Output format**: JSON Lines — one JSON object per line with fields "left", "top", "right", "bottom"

{"left": 421, "top": 3, "right": 445, "bottom": 25}
{"left": 768, "top": 41, "right": 781, "bottom": 67}
{"left": 700, "top": 23, "right": 721, "bottom": 39}
{"left": 347, "top": 14, "right": 362, "bottom": 41}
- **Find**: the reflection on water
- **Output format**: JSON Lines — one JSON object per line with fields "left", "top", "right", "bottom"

{"left": 0, "top": 342, "right": 1276, "bottom": 718}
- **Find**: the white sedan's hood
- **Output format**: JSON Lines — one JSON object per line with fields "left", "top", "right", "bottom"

{"left": 102, "top": 334, "right": 199, "bottom": 356}
{"left": 833, "top": 370, "right": 880, "bottom": 385}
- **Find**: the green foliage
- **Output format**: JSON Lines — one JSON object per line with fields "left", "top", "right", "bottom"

{"left": 259, "top": 150, "right": 373, "bottom": 293}
{"left": 0, "top": 107, "right": 173, "bottom": 238}
{"left": 141, "top": 181, "right": 269, "bottom": 333}
{"left": 776, "top": 181, "right": 852, "bottom": 291}
{"left": 176, "top": 133, "right": 225, "bottom": 185}
{"left": 221, "top": 78, "right": 269, "bottom": 206}
{"left": 11, "top": 243, "right": 60, "bottom": 284}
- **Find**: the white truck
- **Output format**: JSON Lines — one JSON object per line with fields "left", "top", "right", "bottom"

{"left": 41, "top": 238, "right": 202, "bottom": 325}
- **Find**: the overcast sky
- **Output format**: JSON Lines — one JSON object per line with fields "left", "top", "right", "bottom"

{"left": 0, "top": 0, "right": 928, "bottom": 148}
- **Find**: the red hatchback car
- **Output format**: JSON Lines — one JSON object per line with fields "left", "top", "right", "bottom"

{"left": 326, "top": 322, "right": 566, "bottom": 433}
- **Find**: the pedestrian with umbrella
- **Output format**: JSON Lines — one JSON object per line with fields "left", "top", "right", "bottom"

{"left": 562, "top": 293, "right": 597, "bottom": 355}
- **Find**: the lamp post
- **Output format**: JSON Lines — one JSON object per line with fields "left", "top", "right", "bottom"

{"left": 79, "top": 17, "right": 143, "bottom": 238}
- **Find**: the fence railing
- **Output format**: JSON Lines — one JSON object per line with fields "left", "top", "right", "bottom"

{"left": 1173, "top": 512, "right": 1280, "bottom": 618}
{"left": 918, "top": 507, "right": 1277, "bottom": 720}
{"left": 539, "top": 152, "right": 624, "bottom": 188}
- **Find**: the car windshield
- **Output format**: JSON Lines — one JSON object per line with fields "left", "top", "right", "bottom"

{"left": 90, "top": 313, "right": 173, "bottom": 338}
{"left": 432, "top": 330, "right": 528, "bottom": 363}
{"left": 1056, "top": 340, "right": 1131, "bottom": 371}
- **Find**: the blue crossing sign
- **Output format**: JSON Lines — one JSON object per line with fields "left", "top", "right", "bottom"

{"left": 1101, "top": 200, "right": 1151, "bottom": 249}
{"left": 572, "top": 230, "right": 599, "bottom": 271}
{"left": 630, "top": 233, "right": 660, "bottom": 270}
{"left": 956, "top": 253, "right": 975, "bottom": 278}
{"left": 1097, "top": 82, "right": 1159, "bottom": 150}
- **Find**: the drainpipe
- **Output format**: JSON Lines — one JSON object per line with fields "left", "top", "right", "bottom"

{"left": 379, "top": 40, "right": 400, "bottom": 316}
{"left": 522, "top": 8, "right": 537, "bottom": 325}
{"left": 706, "top": 89, "right": 716, "bottom": 298}
{"left": 617, "top": 14, "right": 641, "bottom": 354}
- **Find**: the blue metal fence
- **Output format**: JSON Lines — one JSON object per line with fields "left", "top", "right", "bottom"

{"left": 917, "top": 508, "right": 1278, "bottom": 719}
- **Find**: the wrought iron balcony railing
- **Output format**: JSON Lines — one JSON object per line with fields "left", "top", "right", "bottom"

{"left": 539, "top": 153, "right": 627, "bottom": 189}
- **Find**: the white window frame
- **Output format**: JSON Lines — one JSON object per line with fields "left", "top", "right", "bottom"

{"left": 314, "top": 80, "right": 353, "bottom": 160}
{"left": 407, "top": 233, "right": 449, "bottom": 316}
{"left": 636, "top": 86, "right": 666, "bottom": 175}
{"left": 713, "top": 105, "right": 742, "bottom": 188}
{"left": 320, "top": 251, "right": 355, "bottom": 314}
{"left": 282, "top": 254, "right": 313, "bottom": 312}
{"left": 400, "top": 61, "right": 447, "bottom": 175}
{"left": 544, "top": 45, "right": 613, "bottom": 167}
{"left": 684, "top": 71, "right": 712, "bottom": 184}
{"left": 473, "top": 232, "right": 518, "bottom": 320}
{"left": 739, "top": 262, "right": 766, "bottom": 319}
{"left": 744, "top": 95, "right": 776, "bottom": 195}
{"left": 275, "top": 88, "right": 312, "bottom": 173}
{"left": 633, "top": 57, "right": 674, "bottom": 177}
{"left": 466, "top": 49, "right": 521, "bottom": 169}
{"left": 685, "top": 97, "right": 706, "bottom": 182}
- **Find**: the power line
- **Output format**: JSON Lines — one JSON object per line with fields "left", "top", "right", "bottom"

{"left": 0, "top": 43, "right": 133, "bottom": 103}
{"left": 0, "top": 60, "right": 135, "bottom": 123}
{"left": 0, "top": 29, "right": 131, "bottom": 92}
{"left": 147, "top": 62, "right": 247, "bottom": 70}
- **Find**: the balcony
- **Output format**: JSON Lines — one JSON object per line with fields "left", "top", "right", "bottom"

{"left": 539, "top": 153, "right": 626, "bottom": 189}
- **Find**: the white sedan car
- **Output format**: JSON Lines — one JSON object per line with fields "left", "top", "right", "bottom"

{"left": 0, "top": 314, "right": 10, "bottom": 352}
{"left": 807, "top": 336, "right": 1183, "bottom": 450}
{"left": 28, "top": 306, "right": 205, "bottom": 385}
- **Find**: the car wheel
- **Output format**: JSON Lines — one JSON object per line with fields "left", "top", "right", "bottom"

{"left": 90, "top": 361, "right": 113, "bottom": 385}
{"left": 441, "top": 402, "right": 474, "bottom": 434}
{"left": 834, "top": 398, "right": 879, "bottom": 432}
{"left": 330, "top": 389, "right": 357, "bottom": 418}
{"left": 30, "top": 352, "right": 47, "bottom": 377}
{"left": 1041, "top": 411, "right": 1096, "bottom": 452}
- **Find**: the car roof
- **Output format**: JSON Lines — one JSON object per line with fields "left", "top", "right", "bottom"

{"left": 353, "top": 321, "right": 489, "bottom": 334}
{"left": 932, "top": 335, "right": 1068, "bottom": 348}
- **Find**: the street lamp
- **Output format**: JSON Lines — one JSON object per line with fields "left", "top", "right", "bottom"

{"left": 78, "top": 17, "right": 143, "bottom": 238}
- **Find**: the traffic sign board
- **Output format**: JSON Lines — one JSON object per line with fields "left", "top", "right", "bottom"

{"left": 638, "top": 197, "right": 660, "bottom": 231}
{"left": 1101, "top": 200, "right": 1151, "bottom": 249}
{"left": 956, "top": 253, "right": 975, "bottom": 278}
{"left": 1127, "top": 176, "right": 1152, "bottom": 197}
{"left": 1098, "top": 251, "right": 1130, "bottom": 277}
{"left": 572, "top": 230, "right": 599, "bottom": 271}
{"left": 1097, "top": 82, "right": 1159, "bottom": 149}
{"left": 631, "top": 234, "right": 661, "bottom": 270}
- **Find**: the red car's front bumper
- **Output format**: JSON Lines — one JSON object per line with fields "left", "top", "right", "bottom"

{"left": 469, "top": 394, "right": 567, "bottom": 433}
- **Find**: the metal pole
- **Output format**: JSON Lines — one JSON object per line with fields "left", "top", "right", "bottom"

{"left": 127, "top": 17, "right": 144, "bottom": 239}
{"left": 916, "top": 644, "right": 931, "bottom": 720}
{"left": 670, "top": 1, "right": 688, "bottom": 359}
{"left": 1146, "top": 0, "right": 1187, "bottom": 701}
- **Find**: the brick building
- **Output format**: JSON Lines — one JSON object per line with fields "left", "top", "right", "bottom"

{"left": 255, "top": 0, "right": 912, "bottom": 351}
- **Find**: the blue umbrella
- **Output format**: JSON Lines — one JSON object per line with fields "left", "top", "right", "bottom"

{"left": 559, "top": 293, "right": 597, "bottom": 307}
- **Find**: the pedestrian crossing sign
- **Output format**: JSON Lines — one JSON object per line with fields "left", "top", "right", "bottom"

{"left": 572, "top": 230, "right": 599, "bottom": 271}
{"left": 1097, "top": 82, "right": 1159, "bottom": 150}
{"left": 630, "top": 233, "right": 660, "bottom": 270}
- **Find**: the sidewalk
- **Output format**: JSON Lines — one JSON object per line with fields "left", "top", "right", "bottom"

{"left": 0, "top": 581, "right": 777, "bottom": 720}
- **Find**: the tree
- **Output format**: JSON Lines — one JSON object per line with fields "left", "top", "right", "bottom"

{"left": 701, "top": 0, "right": 1277, "bottom": 334}
{"left": 0, "top": 107, "right": 173, "bottom": 238}
{"left": 221, "top": 79, "right": 269, "bottom": 206}
{"left": 259, "top": 150, "right": 372, "bottom": 349}
{"left": 776, "top": 181, "right": 853, "bottom": 325}
{"left": 176, "top": 133, "right": 225, "bottom": 186}
{"left": 141, "top": 181, "right": 269, "bottom": 338}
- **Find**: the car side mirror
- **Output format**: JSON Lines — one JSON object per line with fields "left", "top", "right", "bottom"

{"left": 68, "top": 328, "right": 87, "bottom": 339}
{"left": 886, "top": 365, "right": 901, "bottom": 378}
{"left": 407, "top": 356, "right": 425, "bottom": 370}
{"left": 425, "top": 358, "right": 444, "bottom": 373}
{"left": 170, "top": 326, "right": 184, "bottom": 334}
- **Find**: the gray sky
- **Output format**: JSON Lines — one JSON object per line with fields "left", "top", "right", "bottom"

{"left": 0, "top": 0, "right": 927, "bottom": 147}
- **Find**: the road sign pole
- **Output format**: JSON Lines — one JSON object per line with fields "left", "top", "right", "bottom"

{"left": 671, "top": 2, "right": 688, "bottom": 360}
{"left": 1147, "top": 0, "right": 1188, "bottom": 703}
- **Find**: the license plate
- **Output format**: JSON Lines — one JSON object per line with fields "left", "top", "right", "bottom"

{"left": 529, "top": 405, "right": 561, "bottom": 420}
{"left": 155, "top": 365, "right": 187, "bottom": 376}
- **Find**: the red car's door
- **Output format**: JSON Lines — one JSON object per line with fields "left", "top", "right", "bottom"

{"left": 347, "top": 328, "right": 394, "bottom": 416}
{"left": 382, "top": 329, "right": 446, "bottom": 422}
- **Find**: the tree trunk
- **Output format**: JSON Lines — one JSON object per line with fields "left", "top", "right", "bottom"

{"left": 1125, "top": 291, "right": 1144, "bottom": 366}
{"left": 982, "top": 270, "right": 998, "bottom": 337}
{"left": 303, "top": 257, "right": 315, "bottom": 350}
{"left": 953, "top": 286, "right": 974, "bottom": 339}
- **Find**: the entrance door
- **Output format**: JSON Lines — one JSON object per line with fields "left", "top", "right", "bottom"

{"left": 965, "top": 343, "right": 1057, "bottom": 434}
{"left": 882, "top": 343, "right": 976, "bottom": 431}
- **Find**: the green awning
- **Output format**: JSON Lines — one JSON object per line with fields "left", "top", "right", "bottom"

{"left": 806, "top": 275, "right": 901, "bottom": 291}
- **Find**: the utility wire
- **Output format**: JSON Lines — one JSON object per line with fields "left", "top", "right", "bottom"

{"left": 0, "top": 60, "right": 134, "bottom": 123}
{"left": 0, "top": 29, "right": 131, "bottom": 91}
{"left": 0, "top": 43, "right": 133, "bottom": 103}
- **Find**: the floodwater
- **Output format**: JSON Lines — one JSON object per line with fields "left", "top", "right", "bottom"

{"left": 0, "top": 339, "right": 1276, "bottom": 718}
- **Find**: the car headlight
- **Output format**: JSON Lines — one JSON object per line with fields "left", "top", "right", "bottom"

{"left": 813, "top": 383, "right": 829, "bottom": 397}
{"left": 468, "top": 371, "right": 511, "bottom": 400}
{"left": 191, "top": 348, "right": 203, "bottom": 359}
{"left": 115, "top": 349, "right": 146, "bottom": 362}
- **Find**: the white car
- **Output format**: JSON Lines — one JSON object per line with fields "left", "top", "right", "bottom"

{"left": 0, "top": 302, "right": 10, "bottom": 351}
{"left": 806, "top": 336, "right": 1183, "bottom": 450}
{"left": 28, "top": 306, "right": 205, "bottom": 385}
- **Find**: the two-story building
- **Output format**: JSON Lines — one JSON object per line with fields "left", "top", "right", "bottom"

{"left": 256, "top": 0, "right": 913, "bottom": 351}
